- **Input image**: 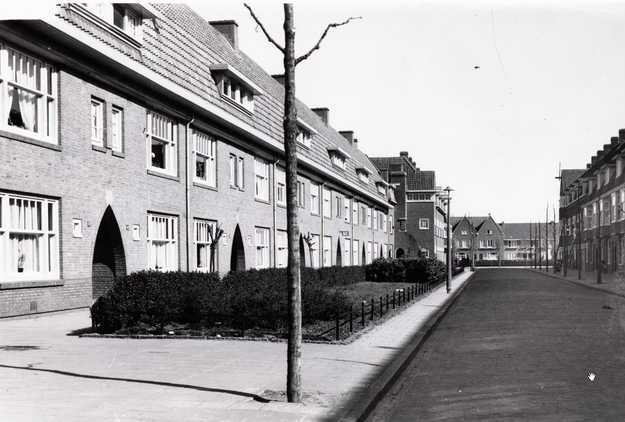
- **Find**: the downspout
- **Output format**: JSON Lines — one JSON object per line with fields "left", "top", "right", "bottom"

{"left": 320, "top": 182, "right": 325, "bottom": 267}
{"left": 272, "top": 159, "right": 279, "bottom": 267}
{"left": 185, "top": 116, "right": 195, "bottom": 271}
{"left": 350, "top": 196, "right": 354, "bottom": 265}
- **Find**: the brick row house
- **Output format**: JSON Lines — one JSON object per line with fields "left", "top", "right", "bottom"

{"left": 0, "top": 4, "right": 396, "bottom": 317}
{"left": 559, "top": 132, "right": 625, "bottom": 275}
{"left": 451, "top": 216, "right": 555, "bottom": 263}
{"left": 371, "top": 152, "right": 448, "bottom": 261}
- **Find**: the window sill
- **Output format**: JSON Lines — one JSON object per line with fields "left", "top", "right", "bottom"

{"left": 0, "top": 279, "right": 64, "bottom": 290}
{"left": 311, "top": 212, "right": 320, "bottom": 217}
{"left": 229, "top": 185, "right": 245, "bottom": 192}
{"left": 220, "top": 94, "right": 254, "bottom": 116}
{"left": 0, "top": 129, "right": 60, "bottom": 151}
{"left": 255, "top": 198, "right": 271, "bottom": 205}
{"left": 147, "top": 169, "right": 179, "bottom": 182}
{"left": 92, "top": 144, "right": 107, "bottom": 153}
{"left": 193, "top": 181, "right": 217, "bottom": 192}
{"left": 112, "top": 150, "right": 125, "bottom": 158}
{"left": 277, "top": 203, "right": 287, "bottom": 209}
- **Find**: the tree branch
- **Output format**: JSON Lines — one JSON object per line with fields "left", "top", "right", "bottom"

{"left": 243, "top": 3, "right": 285, "bottom": 53}
{"left": 295, "top": 16, "right": 362, "bottom": 65}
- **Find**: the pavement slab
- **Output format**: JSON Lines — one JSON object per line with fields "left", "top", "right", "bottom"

{"left": 0, "top": 271, "right": 473, "bottom": 422}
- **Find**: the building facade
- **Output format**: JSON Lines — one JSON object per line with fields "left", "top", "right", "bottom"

{"left": 0, "top": 4, "right": 395, "bottom": 317}
{"left": 371, "top": 152, "right": 447, "bottom": 262}
{"left": 559, "top": 133, "right": 625, "bottom": 275}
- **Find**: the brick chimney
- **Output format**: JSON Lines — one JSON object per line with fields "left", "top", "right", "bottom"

{"left": 272, "top": 74, "right": 285, "bottom": 86}
{"left": 353, "top": 138, "right": 358, "bottom": 149}
{"left": 400, "top": 151, "right": 409, "bottom": 157}
{"left": 209, "top": 20, "right": 239, "bottom": 49}
{"left": 311, "top": 107, "right": 329, "bottom": 125}
{"left": 339, "top": 130, "right": 354, "bottom": 144}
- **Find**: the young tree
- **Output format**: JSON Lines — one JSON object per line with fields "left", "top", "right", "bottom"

{"left": 244, "top": 3, "right": 360, "bottom": 403}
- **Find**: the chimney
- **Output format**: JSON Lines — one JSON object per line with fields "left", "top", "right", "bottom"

{"left": 272, "top": 74, "right": 285, "bottom": 86}
{"left": 619, "top": 129, "right": 625, "bottom": 141}
{"left": 311, "top": 107, "right": 329, "bottom": 125}
{"left": 209, "top": 20, "right": 239, "bottom": 49}
{"left": 339, "top": 130, "right": 354, "bottom": 144}
{"left": 612, "top": 136, "right": 619, "bottom": 145}
{"left": 353, "top": 138, "right": 359, "bottom": 149}
{"left": 400, "top": 151, "right": 409, "bottom": 157}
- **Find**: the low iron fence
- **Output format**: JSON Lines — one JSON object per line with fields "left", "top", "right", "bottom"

{"left": 315, "top": 279, "right": 445, "bottom": 341}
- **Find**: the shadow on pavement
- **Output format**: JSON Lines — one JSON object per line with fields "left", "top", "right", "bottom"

{"left": 0, "top": 363, "right": 271, "bottom": 403}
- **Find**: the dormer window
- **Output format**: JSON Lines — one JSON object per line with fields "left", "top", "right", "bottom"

{"left": 376, "top": 182, "right": 386, "bottom": 196}
{"left": 210, "top": 64, "right": 263, "bottom": 114}
{"left": 327, "top": 146, "right": 349, "bottom": 170}
{"left": 356, "top": 167, "right": 370, "bottom": 184}
{"left": 113, "top": 4, "right": 141, "bottom": 39}
{"left": 297, "top": 127, "right": 312, "bottom": 148}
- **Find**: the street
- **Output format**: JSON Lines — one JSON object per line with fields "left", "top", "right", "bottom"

{"left": 368, "top": 268, "right": 625, "bottom": 421}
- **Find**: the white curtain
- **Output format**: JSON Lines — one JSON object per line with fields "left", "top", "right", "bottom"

{"left": 9, "top": 87, "right": 37, "bottom": 132}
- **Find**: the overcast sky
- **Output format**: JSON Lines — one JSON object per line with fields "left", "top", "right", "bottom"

{"left": 195, "top": 0, "right": 625, "bottom": 223}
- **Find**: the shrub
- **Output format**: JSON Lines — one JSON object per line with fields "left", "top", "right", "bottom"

{"left": 365, "top": 258, "right": 406, "bottom": 283}
{"left": 365, "top": 258, "right": 448, "bottom": 285}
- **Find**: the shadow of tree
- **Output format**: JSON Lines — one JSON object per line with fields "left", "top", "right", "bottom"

{"left": 0, "top": 363, "right": 271, "bottom": 403}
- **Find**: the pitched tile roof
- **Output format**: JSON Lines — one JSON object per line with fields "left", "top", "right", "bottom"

{"left": 559, "top": 169, "right": 585, "bottom": 195}
{"left": 369, "top": 154, "right": 436, "bottom": 190}
{"left": 143, "top": 4, "right": 387, "bottom": 202}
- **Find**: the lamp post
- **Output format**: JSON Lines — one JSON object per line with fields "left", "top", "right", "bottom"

{"left": 443, "top": 186, "right": 453, "bottom": 294}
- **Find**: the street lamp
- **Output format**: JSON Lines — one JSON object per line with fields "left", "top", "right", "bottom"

{"left": 443, "top": 186, "right": 454, "bottom": 294}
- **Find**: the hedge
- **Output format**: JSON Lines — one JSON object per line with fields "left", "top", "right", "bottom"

{"left": 91, "top": 265, "right": 364, "bottom": 334}
{"left": 365, "top": 258, "right": 448, "bottom": 284}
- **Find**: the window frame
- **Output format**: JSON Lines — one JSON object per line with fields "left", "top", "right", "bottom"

{"left": 255, "top": 226, "right": 270, "bottom": 269}
{"left": 254, "top": 157, "right": 270, "bottom": 201}
{"left": 90, "top": 97, "right": 105, "bottom": 147}
{"left": 310, "top": 183, "right": 320, "bottom": 215}
{"left": 275, "top": 167, "right": 286, "bottom": 207}
{"left": 419, "top": 218, "right": 430, "bottom": 230}
{"left": 193, "top": 129, "right": 217, "bottom": 188}
{"left": 146, "top": 111, "right": 178, "bottom": 176}
{"left": 147, "top": 212, "right": 178, "bottom": 271}
{"left": 110, "top": 105, "right": 124, "bottom": 153}
{"left": 194, "top": 218, "right": 217, "bottom": 272}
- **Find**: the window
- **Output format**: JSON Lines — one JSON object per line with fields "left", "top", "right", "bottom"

{"left": 147, "top": 213, "right": 178, "bottom": 271}
{"left": 297, "top": 180, "right": 305, "bottom": 208}
{"left": 275, "top": 168, "right": 286, "bottom": 207}
{"left": 276, "top": 229, "right": 287, "bottom": 268}
{"left": 255, "top": 227, "right": 270, "bottom": 268}
{"left": 419, "top": 218, "right": 430, "bottom": 230}
{"left": 310, "top": 234, "right": 320, "bottom": 268}
{"left": 220, "top": 76, "right": 254, "bottom": 112}
{"left": 357, "top": 169, "right": 369, "bottom": 184}
{"left": 193, "top": 130, "right": 217, "bottom": 187}
{"left": 373, "top": 210, "right": 378, "bottom": 230}
{"left": 367, "top": 208, "right": 372, "bottom": 228}
{"left": 90, "top": 98, "right": 104, "bottom": 146}
{"left": 335, "top": 196, "right": 342, "bottom": 218}
{"left": 461, "top": 230, "right": 468, "bottom": 235}
{"left": 310, "top": 183, "right": 320, "bottom": 215}
{"left": 113, "top": 4, "right": 142, "bottom": 40}
{"left": 297, "top": 127, "right": 312, "bottom": 148}
{"left": 323, "top": 188, "right": 331, "bottom": 218}
{"left": 377, "top": 183, "right": 386, "bottom": 196}
{"left": 147, "top": 111, "right": 177, "bottom": 175}
{"left": 323, "top": 235, "right": 332, "bottom": 267}
{"left": 382, "top": 214, "right": 387, "bottom": 233}
{"left": 361, "top": 206, "right": 367, "bottom": 225}
{"left": 194, "top": 219, "right": 217, "bottom": 272}
{"left": 352, "top": 239, "right": 359, "bottom": 265}
{"left": 389, "top": 216, "right": 394, "bottom": 234}
{"left": 352, "top": 202, "right": 358, "bottom": 225}
{"left": 344, "top": 198, "right": 351, "bottom": 223}
{"left": 0, "top": 192, "right": 59, "bottom": 281}
{"left": 254, "top": 158, "right": 270, "bottom": 201}
{"left": 330, "top": 152, "right": 346, "bottom": 170}
{"left": 229, "top": 154, "right": 244, "bottom": 189}
{"left": 111, "top": 106, "right": 123, "bottom": 153}
{"left": 2, "top": 44, "right": 58, "bottom": 144}
{"left": 367, "top": 241, "right": 373, "bottom": 264}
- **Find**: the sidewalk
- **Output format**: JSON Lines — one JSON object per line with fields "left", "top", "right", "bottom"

{"left": 0, "top": 271, "right": 473, "bottom": 422}
{"left": 530, "top": 267, "right": 625, "bottom": 298}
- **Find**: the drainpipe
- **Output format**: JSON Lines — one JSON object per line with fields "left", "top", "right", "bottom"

{"left": 272, "top": 159, "right": 279, "bottom": 267}
{"left": 320, "top": 182, "right": 325, "bottom": 267}
{"left": 185, "top": 116, "right": 195, "bottom": 272}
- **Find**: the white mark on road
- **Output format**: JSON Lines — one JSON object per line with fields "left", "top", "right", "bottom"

{"left": 588, "top": 372, "right": 596, "bottom": 382}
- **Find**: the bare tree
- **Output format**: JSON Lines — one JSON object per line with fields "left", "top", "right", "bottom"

{"left": 244, "top": 2, "right": 360, "bottom": 403}
{"left": 208, "top": 223, "right": 224, "bottom": 273}
{"left": 302, "top": 232, "right": 316, "bottom": 268}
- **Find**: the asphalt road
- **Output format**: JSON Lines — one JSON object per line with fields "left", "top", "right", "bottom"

{"left": 367, "top": 268, "right": 625, "bottom": 421}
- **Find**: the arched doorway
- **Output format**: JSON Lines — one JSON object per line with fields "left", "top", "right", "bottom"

{"left": 396, "top": 248, "right": 405, "bottom": 259}
{"left": 336, "top": 239, "right": 342, "bottom": 267}
{"left": 379, "top": 244, "right": 383, "bottom": 259}
{"left": 92, "top": 206, "right": 126, "bottom": 299}
{"left": 362, "top": 244, "right": 366, "bottom": 265}
{"left": 299, "top": 235, "right": 306, "bottom": 267}
{"left": 230, "top": 225, "right": 246, "bottom": 272}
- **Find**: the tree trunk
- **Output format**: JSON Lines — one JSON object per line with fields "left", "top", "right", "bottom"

{"left": 283, "top": 3, "right": 302, "bottom": 403}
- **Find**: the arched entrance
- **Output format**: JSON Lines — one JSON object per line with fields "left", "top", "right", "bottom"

{"left": 230, "top": 225, "right": 246, "bottom": 272}
{"left": 92, "top": 206, "right": 126, "bottom": 299}
{"left": 396, "top": 248, "right": 405, "bottom": 259}
{"left": 379, "top": 244, "right": 383, "bottom": 259}
{"left": 336, "top": 239, "right": 342, "bottom": 267}
{"left": 299, "top": 235, "right": 306, "bottom": 267}
{"left": 362, "top": 244, "right": 366, "bottom": 265}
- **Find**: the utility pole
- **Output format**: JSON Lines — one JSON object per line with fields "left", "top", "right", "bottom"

{"left": 597, "top": 199, "right": 602, "bottom": 284}
{"left": 545, "top": 206, "right": 549, "bottom": 271}
{"left": 444, "top": 187, "right": 453, "bottom": 294}
{"left": 244, "top": 3, "right": 360, "bottom": 402}
{"left": 553, "top": 206, "right": 557, "bottom": 274}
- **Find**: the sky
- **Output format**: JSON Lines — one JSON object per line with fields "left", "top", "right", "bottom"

{"left": 8, "top": 0, "right": 625, "bottom": 223}
{"left": 191, "top": 0, "right": 625, "bottom": 223}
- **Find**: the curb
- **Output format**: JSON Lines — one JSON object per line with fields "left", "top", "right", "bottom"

{"left": 329, "top": 271, "right": 476, "bottom": 422}
{"left": 528, "top": 269, "right": 625, "bottom": 300}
